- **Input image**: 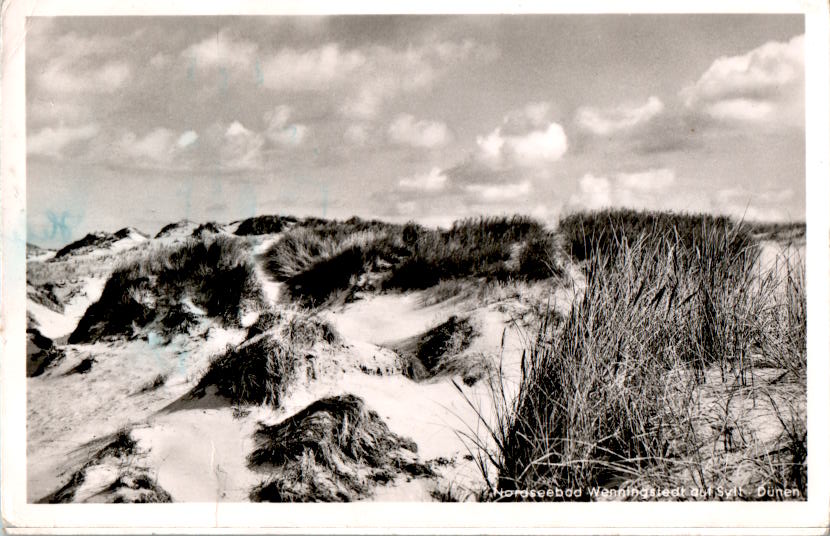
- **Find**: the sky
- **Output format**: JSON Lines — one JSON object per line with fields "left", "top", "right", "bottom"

{"left": 26, "top": 15, "right": 805, "bottom": 248}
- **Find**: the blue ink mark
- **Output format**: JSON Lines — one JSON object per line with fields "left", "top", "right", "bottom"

{"left": 255, "top": 59, "right": 264, "bottom": 86}
{"left": 187, "top": 58, "right": 196, "bottom": 81}
{"left": 147, "top": 331, "right": 168, "bottom": 370}
{"left": 45, "top": 211, "right": 72, "bottom": 242}
{"left": 28, "top": 210, "right": 78, "bottom": 246}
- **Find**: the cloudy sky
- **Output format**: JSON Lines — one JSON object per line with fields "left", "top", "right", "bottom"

{"left": 27, "top": 15, "right": 804, "bottom": 248}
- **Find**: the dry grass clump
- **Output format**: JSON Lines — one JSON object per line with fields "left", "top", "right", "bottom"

{"left": 39, "top": 428, "right": 171, "bottom": 504}
{"left": 137, "top": 372, "right": 169, "bottom": 393}
{"left": 558, "top": 208, "right": 753, "bottom": 265}
{"left": 386, "top": 216, "right": 564, "bottom": 290}
{"left": 463, "top": 215, "right": 806, "bottom": 501}
{"left": 264, "top": 215, "right": 566, "bottom": 307}
{"left": 280, "top": 313, "right": 340, "bottom": 347}
{"left": 248, "top": 394, "right": 430, "bottom": 502}
{"left": 234, "top": 215, "right": 293, "bottom": 236}
{"left": 395, "top": 315, "right": 484, "bottom": 383}
{"left": 196, "top": 333, "right": 298, "bottom": 407}
{"left": 69, "top": 235, "right": 263, "bottom": 343}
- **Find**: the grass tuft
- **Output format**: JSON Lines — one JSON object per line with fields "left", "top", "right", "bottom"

{"left": 196, "top": 333, "right": 298, "bottom": 407}
{"left": 69, "top": 235, "right": 263, "bottom": 343}
{"left": 248, "top": 394, "right": 429, "bottom": 502}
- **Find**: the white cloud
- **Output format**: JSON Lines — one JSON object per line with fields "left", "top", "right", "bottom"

{"left": 39, "top": 59, "right": 131, "bottom": 94}
{"left": 183, "top": 29, "right": 258, "bottom": 69}
{"left": 30, "top": 30, "right": 132, "bottom": 95}
{"left": 476, "top": 129, "right": 505, "bottom": 163}
{"left": 221, "top": 121, "right": 265, "bottom": 170}
{"left": 509, "top": 124, "right": 569, "bottom": 166}
{"left": 263, "top": 105, "right": 308, "bottom": 146}
{"left": 682, "top": 34, "right": 804, "bottom": 124}
{"left": 474, "top": 102, "right": 567, "bottom": 167}
{"left": 388, "top": 114, "right": 452, "bottom": 148}
{"left": 570, "top": 173, "right": 612, "bottom": 210}
{"left": 477, "top": 124, "right": 567, "bottom": 167}
{"left": 465, "top": 180, "right": 531, "bottom": 201}
{"left": 570, "top": 168, "right": 676, "bottom": 211}
{"left": 176, "top": 130, "right": 199, "bottom": 148}
{"left": 262, "top": 43, "right": 367, "bottom": 90}
{"left": 399, "top": 167, "right": 449, "bottom": 192}
{"left": 576, "top": 96, "right": 664, "bottom": 135}
{"left": 706, "top": 99, "right": 774, "bottom": 122}
{"left": 115, "top": 128, "right": 177, "bottom": 164}
{"left": 28, "top": 124, "right": 100, "bottom": 157}
{"left": 255, "top": 40, "right": 495, "bottom": 118}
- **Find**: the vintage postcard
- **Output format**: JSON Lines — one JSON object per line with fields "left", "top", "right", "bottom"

{"left": 2, "top": 0, "right": 829, "bottom": 533}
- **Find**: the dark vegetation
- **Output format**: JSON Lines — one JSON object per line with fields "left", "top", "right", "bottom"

{"left": 27, "top": 282, "right": 63, "bottom": 312}
{"left": 234, "top": 215, "right": 295, "bottom": 236}
{"left": 395, "top": 315, "right": 484, "bottom": 384}
{"left": 27, "top": 324, "right": 64, "bottom": 377}
{"left": 67, "top": 356, "right": 95, "bottom": 375}
{"left": 191, "top": 221, "right": 223, "bottom": 237}
{"left": 461, "top": 211, "right": 807, "bottom": 501}
{"left": 54, "top": 227, "right": 147, "bottom": 259}
{"left": 69, "top": 235, "right": 263, "bottom": 343}
{"left": 557, "top": 209, "right": 755, "bottom": 264}
{"left": 40, "top": 428, "right": 171, "bottom": 504}
{"left": 195, "top": 333, "right": 298, "bottom": 407}
{"left": 264, "top": 215, "right": 565, "bottom": 307}
{"left": 248, "top": 394, "right": 430, "bottom": 502}
{"left": 154, "top": 220, "right": 193, "bottom": 239}
{"left": 138, "top": 372, "right": 169, "bottom": 393}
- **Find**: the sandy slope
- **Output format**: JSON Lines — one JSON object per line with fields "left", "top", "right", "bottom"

{"left": 27, "top": 277, "right": 106, "bottom": 339}
{"left": 26, "top": 230, "right": 575, "bottom": 503}
{"left": 26, "top": 324, "right": 247, "bottom": 502}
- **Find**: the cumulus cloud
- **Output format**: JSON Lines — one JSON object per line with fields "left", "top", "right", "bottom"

{"left": 570, "top": 168, "right": 676, "bottom": 211}
{"left": 264, "top": 105, "right": 308, "bottom": 146}
{"left": 118, "top": 128, "right": 178, "bottom": 163}
{"left": 39, "top": 59, "right": 131, "bottom": 95}
{"left": 576, "top": 96, "right": 664, "bottom": 135}
{"left": 257, "top": 39, "right": 495, "bottom": 118}
{"left": 182, "top": 29, "right": 259, "bottom": 69}
{"left": 474, "top": 102, "right": 567, "bottom": 167}
{"left": 176, "top": 130, "right": 199, "bottom": 148}
{"left": 399, "top": 167, "right": 449, "bottom": 192}
{"left": 31, "top": 30, "right": 133, "bottom": 95}
{"left": 262, "top": 43, "right": 367, "bottom": 90}
{"left": 571, "top": 174, "right": 612, "bottom": 210}
{"left": 221, "top": 121, "right": 265, "bottom": 170}
{"left": 682, "top": 34, "right": 804, "bottom": 124}
{"left": 28, "top": 124, "right": 100, "bottom": 157}
{"left": 388, "top": 114, "right": 452, "bottom": 148}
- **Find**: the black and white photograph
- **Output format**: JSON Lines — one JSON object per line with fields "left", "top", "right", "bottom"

{"left": 2, "top": 1, "right": 829, "bottom": 533}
